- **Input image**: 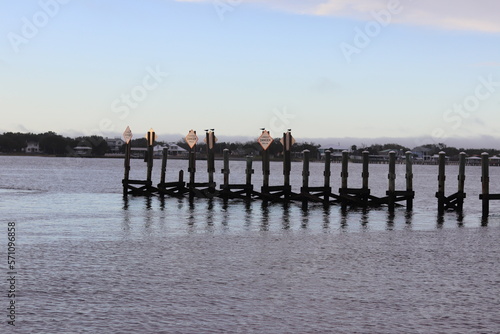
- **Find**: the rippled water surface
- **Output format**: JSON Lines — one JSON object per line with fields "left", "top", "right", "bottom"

{"left": 1, "top": 156, "right": 499, "bottom": 333}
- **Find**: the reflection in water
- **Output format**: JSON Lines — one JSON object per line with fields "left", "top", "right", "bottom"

{"left": 301, "top": 208, "right": 309, "bottom": 229}
{"left": 121, "top": 197, "right": 131, "bottom": 235}
{"left": 260, "top": 202, "right": 270, "bottom": 231}
{"left": 456, "top": 212, "right": 464, "bottom": 226}
{"left": 221, "top": 201, "right": 229, "bottom": 227}
{"left": 244, "top": 201, "right": 252, "bottom": 230}
{"left": 386, "top": 211, "right": 395, "bottom": 230}
{"left": 144, "top": 197, "right": 153, "bottom": 230}
{"left": 404, "top": 210, "right": 413, "bottom": 226}
{"left": 283, "top": 203, "right": 291, "bottom": 230}
{"left": 361, "top": 208, "right": 369, "bottom": 228}
{"left": 322, "top": 206, "right": 331, "bottom": 230}
{"left": 120, "top": 195, "right": 494, "bottom": 235}
{"left": 436, "top": 213, "right": 445, "bottom": 228}
{"left": 340, "top": 208, "right": 348, "bottom": 229}
{"left": 187, "top": 200, "right": 196, "bottom": 231}
{"left": 206, "top": 199, "right": 215, "bottom": 229}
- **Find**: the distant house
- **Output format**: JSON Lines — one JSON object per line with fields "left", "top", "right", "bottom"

{"left": 25, "top": 141, "right": 40, "bottom": 153}
{"left": 412, "top": 146, "right": 433, "bottom": 160}
{"left": 153, "top": 144, "right": 168, "bottom": 158}
{"left": 319, "top": 147, "right": 349, "bottom": 161}
{"left": 105, "top": 137, "right": 125, "bottom": 153}
{"left": 466, "top": 156, "right": 481, "bottom": 165}
{"left": 167, "top": 143, "right": 188, "bottom": 156}
{"left": 74, "top": 146, "right": 93, "bottom": 157}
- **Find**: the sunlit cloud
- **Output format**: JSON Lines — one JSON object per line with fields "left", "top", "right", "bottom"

{"left": 175, "top": 0, "right": 500, "bottom": 33}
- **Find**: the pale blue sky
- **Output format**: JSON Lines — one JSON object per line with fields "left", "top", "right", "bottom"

{"left": 1, "top": 0, "right": 499, "bottom": 147}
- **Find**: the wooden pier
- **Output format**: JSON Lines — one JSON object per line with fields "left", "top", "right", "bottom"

{"left": 121, "top": 127, "right": 498, "bottom": 218}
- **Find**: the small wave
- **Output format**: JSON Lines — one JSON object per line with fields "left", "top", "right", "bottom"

{"left": 0, "top": 187, "right": 45, "bottom": 194}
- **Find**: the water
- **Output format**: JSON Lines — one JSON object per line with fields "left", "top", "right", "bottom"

{"left": 1, "top": 156, "right": 499, "bottom": 333}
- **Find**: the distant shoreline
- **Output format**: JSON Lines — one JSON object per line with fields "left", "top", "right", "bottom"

{"left": 1, "top": 153, "right": 493, "bottom": 166}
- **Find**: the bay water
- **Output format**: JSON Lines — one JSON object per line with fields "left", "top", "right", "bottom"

{"left": 1, "top": 156, "right": 499, "bottom": 333}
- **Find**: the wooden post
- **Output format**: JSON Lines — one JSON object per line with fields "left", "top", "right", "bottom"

{"left": 283, "top": 131, "right": 292, "bottom": 191}
{"left": 362, "top": 151, "right": 369, "bottom": 190}
{"left": 222, "top": 148, "right": 230, "bottom": 187}
{"left": 341, "top": 150, "right": 349, "bottom": 190}
{"left": 481, "top": 152, "right": 489, "bottom": 218}
{"left": 302, "top": 150, "right": 310, "bottom": 190}
{"left": 123, "top": 141, "right": 131, "bottom": 196}
{"left": 341, "top": 150, "right": 349, "bottom": 210}
{"left": 188, "top": 146, "right": 196, "bottom": 196}
{"left": 146, "top": 130, "right": 155, "bottom": 185}
{"left": 405, "top": 151, "right": 413, "bottom": 210}
{"left": 262, "top": 148, "right": 270, "bottom": 190}
{"left": 437, "top": 151, "right": 446, "bottom": 214}
{"left": 206, "top": 131, "right": 216, "bottom": 188}
{"left": 388, "top": 151, "right": 396, "bottom": 212}
{"left": 457, "top": 152, "right": 466, "bottom": 212}
{"left": 178, "top": 170, "right": 184, "bottom": 190}
{"left": 245, "top": 155, "right": 254, "bottom": 198}
{"left": 323, "top": 150, "right": 331, "bottom": 204}
{"left": 160, "top": 147, "right": 168, "bottom": 185}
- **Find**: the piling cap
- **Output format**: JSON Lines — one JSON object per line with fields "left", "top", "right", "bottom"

{"left": 482, "top": 152, "right": 489, "bottom": 156}
{"left": 303, "top": 149, "right": 310, "bottom": 153}
{"left": 362, "top": 151, "right": 369, "bottom": 154}
{"left": 405, "top": 151, "right": 412, "bottom": 154}
{"left": 439, "top": 151, "right": 446, "bottom": 154}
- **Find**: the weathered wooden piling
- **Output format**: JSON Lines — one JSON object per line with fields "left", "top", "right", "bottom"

{"left": 341, "top": 150, "right": 349, "bottom": 190}
{"left": 206, "top": 130, "right": 216, "bottom": 189}
{"left": 160, "top": 147, "right": 168, "bottom": 185}
{"left": 362, "top": 151, "right": 369, "bottom": 190}
{"left": 437, "top": 151, "right": 446, "bottom": 214}
{"left": 282, "top": 131, "right": 293, "bottom": 198}
{"left": 262, "top": 148, "right": 270, "bottom": 190}
{"left": 405, "top": 151, "right": 413, "bottom": 210}
{"left": 222, "top": 148, "right": 230, "bottom": 187}
{"left": 245, "top": 156, "right": 254, "bottom": 198}
{"left": 301, "top": 150, "right": 310, "bottom": 189}
{"left": 123, "top": 140, "right": 131, "bottom": 196}
{"left": 457, "top": 152, "right": 466, "bottom": 212}
{"left": 188, "top": 146, "right": 196, "bottom": 197}
{"left": 340, "top": 150, "right": 349, "bottom": 209}
{"left": 301, "top": 149, "right": 310, "bottom": 208}
{"left": 387, "top": 151, "right": 396, "bottom": 212}
{"left": 323, "top": 150, "right": 331, "bottom": 204}
{"left": 481, "top": 152, "right": 489, "bottom": 217}
{"left": 146, "top": 129, "right": 155, "bottom": 186}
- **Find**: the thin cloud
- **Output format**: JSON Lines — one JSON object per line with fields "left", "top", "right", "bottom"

{"left": 175, "top": 0, "right": 500, "bottom": 33}
{"left": 472, "top": 62, "right": 500, "bottom": 67}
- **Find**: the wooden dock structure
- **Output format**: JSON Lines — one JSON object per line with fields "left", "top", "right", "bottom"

{"left": 121, "top": 127, "right": 499, "bottom": 218}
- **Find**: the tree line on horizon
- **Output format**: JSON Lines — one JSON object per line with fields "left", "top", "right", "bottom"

{"left": 0, "top": 131, "right": 499, "bottom": 159}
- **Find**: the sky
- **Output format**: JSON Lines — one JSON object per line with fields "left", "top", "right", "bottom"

{"left": 1, "top": 0, "right": 499, "bottom": 148}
